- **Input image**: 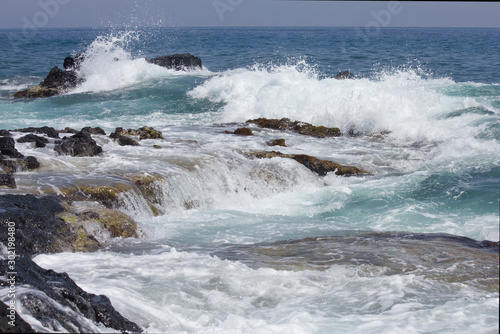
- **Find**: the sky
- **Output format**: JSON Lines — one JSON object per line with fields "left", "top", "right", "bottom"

{"left": 0, "top": 0, "right": 499, "bottom": 29}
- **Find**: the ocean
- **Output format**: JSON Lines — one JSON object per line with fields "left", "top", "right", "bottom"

{"left": 0, "top": 27, "right": 499, "bottom": 333}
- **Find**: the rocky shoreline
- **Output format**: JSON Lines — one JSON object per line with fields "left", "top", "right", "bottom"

{"left": 0, "top": 116, "right": 371, "bottom": 332}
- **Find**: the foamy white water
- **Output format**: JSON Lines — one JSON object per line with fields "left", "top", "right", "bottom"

{"left": 33, "top": 250, "right": 499, "bottom": 334}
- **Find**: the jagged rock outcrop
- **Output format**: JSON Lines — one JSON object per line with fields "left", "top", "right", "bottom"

{"left": 54, "top": 130, "right": 103, "bottom": 157}
{"left": 63, "top": 53, "right": 86, "bottom": 71}
{"left": 0, "top": 257, "right": 142, "bottom": 333}
{"left": 249, "top": 151, "right": 368, "bottom": 176}
{"left": 247, "top": 118, "right": 342, "bottom": 138}
{"left": 13, "top": 66, "right": 81, "bottom": 98}
{"left": 147, "top": 53, "right": 202, "bottom": 70}
{"left": 1, "top": 134, "right": 40, "bottom": 176}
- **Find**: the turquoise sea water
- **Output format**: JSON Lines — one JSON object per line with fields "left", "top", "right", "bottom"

{"left": 1, "top": 27, "right": 499, "bottom": 333}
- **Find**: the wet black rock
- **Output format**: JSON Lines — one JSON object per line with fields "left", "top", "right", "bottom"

{"left": 63, "top": 53, "right": 86, "bottom": 71}
{"left": 13, "top": 67, "right": 81, "bottom": 98}
{"left": 0, "top": 130, "right": 12, "bottom": 137}
{"left": 334, "top": 70, "right": 355, "bottom": 80}
{"left": 0, "top": 174, "right": 16, "bottom": 188}
{"left": 54, "top": 130, "right": 103, "bottom": 157}
{"left": 0, "top": 301, "right": 36, "bottom": 333}
{"left": 147, "top": 53, "right": 202, "bottom": 70}
{"left": 0, "top": 257, "right": 142, "bottom": 333}
{"left": 15, "top": 126, "right": 60, "bottom": 139}
{"left": 17, "top": 134, "right": 49, "bottom": 148}
{"left": 0, "top": 136, "right": 23, "bottom": 159}
{"left": 116, "top": 135, "right": 140, "bottom": 146}
{"left": 0, "top": 194, "right": 75, "bottom": 256}
{"left": 81, "top": 126, "right": 106, "bottom": 136}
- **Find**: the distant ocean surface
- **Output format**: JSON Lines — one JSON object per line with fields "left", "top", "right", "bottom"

{"left": 1, "top": 27, "right": 499, "bottom": 333}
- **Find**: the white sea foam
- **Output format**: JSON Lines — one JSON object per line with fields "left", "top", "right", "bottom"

{"left": 33, "top": 250, "right": 499, "bottom": 334}
{"left": 189, "top": 61, "right": 498, "bottom": 145}
{"left": 71, "top": 31, "right": 211, "bottom": 94}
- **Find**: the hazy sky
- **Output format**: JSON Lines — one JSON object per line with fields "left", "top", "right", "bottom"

{"left": 0, "top": 0, "right": 499, "bottom": 29}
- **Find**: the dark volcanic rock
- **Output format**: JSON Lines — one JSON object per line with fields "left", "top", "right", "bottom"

{"left": 13, "top": 67, "right": 81, "bottom": 98}
{"left": 54, "top": 130, "right": 103, "bottom": 157}
{"left": 0, "top": 174, "right": 16, "bottom": 188}
{"left": 1, "top": 136, "right": 23, "bottom": 159}
{"left": 0, "top": 194, "right": 75, "bottom": 256}
{"left": 15, "top": 126, "right": 60, "bottom": 139}
{"left": 147, "top": 53, "right": 202, "bottom": 70}
{"left": 0, "top": 130, "right": 12, "bottom": 137}
{"left": 81, "top": 126, "right": 106, "bottom": 135}
{"left": 334, "top": 71, "right": 355, "bottom": 80}
{"left": 116, "top": 135, "right": 140, "bottom": 146}
{"left": 17, "top": 134, "right": 49, "bottom": 148}
{"left": 40, "top": 66, "right": 79, "bottom": 90}
{"left": 0, "top": 301, "right": 36, "bottom": 333}
{"left": 23, "top": 156, "right": 41, "bottom": 170}
{"left": 63, "top": 53, "right": 85, "bottom": 71}
{"left": 0, "top": 257, "right": 142, "bottom": 333}
{"left": 249, "top": 151, "right": 368, "bottom": 176}
{"left": 247, "top": 118, "right": 342, "bottom": 138}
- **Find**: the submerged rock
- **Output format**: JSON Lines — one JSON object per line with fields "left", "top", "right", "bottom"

{"left": 0, "top": 257, "right": 142, "bottom": 333}
{"left": 266, "top": 139, "right": 287, "bottom": 147}
{"left": 247, "top": 118, "right": 342, "bottom": 138}
{"left": 147, "top": 53, "right": 202, "bottom": 70}
{"left": 213, "top": 232, "right": 499, "bottom": 292}
{"left": 249, "top": 151, "right": 368, "bottom": 176}
{"left": 54, "top": 130, "right": 103, "bottom": 157}
{"left": 225, "top": 127, "right": 254, "bottom": 136}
